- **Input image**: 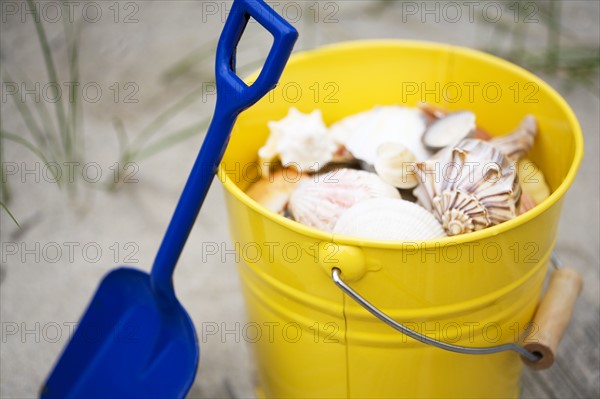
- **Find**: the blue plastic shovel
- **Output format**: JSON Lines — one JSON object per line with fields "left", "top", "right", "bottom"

{"left": 41, "top": 1, "right": 297, "bottom": 397}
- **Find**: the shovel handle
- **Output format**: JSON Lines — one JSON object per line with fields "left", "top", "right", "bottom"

{"left": 152, "top": 0, "right": 297, "bottom": 299}
{"left": 521, "top": 267, "right": 583, "bottom": 370}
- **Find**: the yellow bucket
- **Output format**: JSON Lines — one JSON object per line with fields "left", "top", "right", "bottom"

{"left": 217, "top": 41, "right": 583, "bottom": 398}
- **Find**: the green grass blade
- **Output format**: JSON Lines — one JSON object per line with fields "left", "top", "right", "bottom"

{"left": 127, "top": 87, "right": 204, "bottom": 153}
{"left": 0, "top": 201, "right": 21, "bottom": 229}
{"left": 112, "top": 117, "right": 129, "bottom": 159}
{"left": 64, "top": 18, "right": 83, "bottom": 162}
{"left": 135, "top": 118, "right": 211, "bottom": 161}
{"left": 161, "top": 40, "right": 217, "bottom": 84}
{"left": 27, "top": 0, "right": 68, "bottom": 155}
{"left": 0, "top": 110, "right": 11, "bottom": 204}
{"left": 1, "top": 70, "right": 48, "bottom": 150}
{"left": 1, "top": 130, "right": 51, "bottom": 166}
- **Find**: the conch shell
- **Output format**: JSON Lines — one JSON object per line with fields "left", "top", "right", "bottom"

{"left": 259, "top": 107, "right": 337, "bottom": 175}
{"left": 289, "top": 168, "right": 401, "bottom": 232}
{"left": 518, "top": 158, "right": 550, "bottom": 204}
{"left": 333, "top": 198, "right": 446, "bottom": 241}
{"left": 490, "top": 115, "right": 537, "bottom": 162}
{"left": 415, "top": 139, "right": 521, "bottom": 236}
{"left": 374, "top": 142, "right": 419, "bottom": 189}
{"left": 329, "top": 106, "right": 431, "bottom": 163}
{"left": 245, "top": 168, "right": 308, "bottom": 214}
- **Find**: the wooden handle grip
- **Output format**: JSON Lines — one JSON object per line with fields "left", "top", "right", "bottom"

{"left": 522, "top": 267, "right": 583, "bottom": 370}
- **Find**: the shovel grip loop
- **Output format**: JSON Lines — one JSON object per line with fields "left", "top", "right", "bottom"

{"left": 151, "top": 0, "right": 297, "bottom": 299}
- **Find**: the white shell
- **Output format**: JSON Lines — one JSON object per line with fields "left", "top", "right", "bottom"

{"left": 289, "top": 168, "right": 401, "bottom": 232}
{"left": 415, "top": 139, "right": 520, "bottom": 236}
{"left": 246, "top": 168, "right": 308, "bottom": 214}
{"left": 422, "top": 111, "right": 476, "bottom": 151}
{"left": 490, "top": 115, "right": 537, "bottom": 162}
{"left": 374, "top": 142, "right": 419, "bottom": 189}
{"left": 259, "top": 107, "right": 337, "bottom": 174}
{"left": 329, "top": 106, "right": 431, "bottom": 164}
{"left": 333, "top": 198, "right": 446, "bottom": 241}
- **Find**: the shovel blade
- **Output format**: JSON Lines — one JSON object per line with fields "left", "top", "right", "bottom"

{"left": 41, "top": 268, "right": 199, "bottom": 399}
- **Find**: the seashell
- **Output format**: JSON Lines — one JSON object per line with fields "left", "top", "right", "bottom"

{"left": 518, "top": 158, "right": 550, "bottom": 204}
{"left": 333, "top": 198, "right": 446, "bottom": 241}
{"left": 246, "top": 168, "right": 309, "bottom": 214}
{"left": 374, "top": 142, "right": 419, "bottom": 189}
{"left": 288, "top": 168, "right": 401, "bottom": 232}
{"left": 258, "top": 107, "right": 337, "bottom": 175}
{"left": 490, "top": 115, "right": 537, "bottom": 162}
{"left": 422, "top": 111, "right": 476, "bottom": 151}
{"left": 418, "top": 103, "right": 492, "bottom": 140}
{"left": 414, "top": 138, "right": 521, "bottom": 236}
{"left": 518, "top": 190, "right": 537, "bottom": 215}
{"left": 329, "top": 106, "right": 431, "bottom": 164}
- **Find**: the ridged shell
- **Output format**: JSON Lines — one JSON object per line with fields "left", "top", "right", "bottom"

{"left": 329, "top": 106, "right": 431, "bottom": 163}
{"left": 490, "top": 115, "right": 537, "bottom": 162}
{"left": 518, "top": 158, "right": 550, "bottom": 204}
{"left": 415, "top": 138, "right": 520, "bottom": 236}
{"left": 373, "top": 142, "right": 419, "bottom": 189}
{"left": 258, "top": 107, "right": 337, "bottom": 174}
{"left": 289, "top": 168, "right": 401, "bottom": 232}
{"left": 333, "top": 198, "right": 446, "bottom": 241}
{"left": 246, "top": 168, "right": 309, "bottom": 214}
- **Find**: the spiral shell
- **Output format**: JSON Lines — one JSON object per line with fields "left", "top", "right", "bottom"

{"left": 373, "top": 142, "right": 419, "bottom": 189}
{"left": 333, "top": 198, "right": 446, "bottom": 241}
{"left": 490, "top": 115, "right": 537, "bottom": 162}
{"left": 289, "top": 168, "right": 401, "bottom": 232}
{"left": 415, "top": 138, "right": 521, "bottom": 236}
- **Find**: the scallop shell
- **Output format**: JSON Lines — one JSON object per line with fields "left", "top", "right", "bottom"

{"left": 518, "top": 158, "right": 550, "bottom": 204}
{"left": 422, "top": 111, "right": 476, "bottom": 151}
{"left": 258, "top": 107, "right": 337, "bottom": 175}
{"left": 414, "top": 138, "right": 521, "bottom": 236}
{"left": 246, "top": 168, "right": 309, "bottom": 214}
{"left": 490, "top": 115, "right": 537, "bottom": 162}
{"left": 333, "top": 198, "right": 446, "bottom": 241}
{"left": 329, "top": 106, "right": 431, "bottom": 164}
{"left": 374, "top": 142, "right": 419, "bottom": 189}
{"left": 288, "top": 168, "right": 401, "bottom": 232}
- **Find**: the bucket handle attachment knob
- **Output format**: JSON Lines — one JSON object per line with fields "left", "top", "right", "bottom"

{"left": 331, "top": 251, "right": 582, "bottom": 369}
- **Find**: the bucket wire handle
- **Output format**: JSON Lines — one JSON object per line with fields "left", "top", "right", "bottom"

{"left": 332, "top": 251, "right": 582, "bottom": 368}
{"left": 332, "top": 268, "right": 539, "bottom": 362}
{"left": 151, "top": 0, "right": 297, "bottom": 300}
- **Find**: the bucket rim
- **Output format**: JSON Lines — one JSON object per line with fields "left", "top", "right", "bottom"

{"left": 218, "top": 39, "right": 584, "bottom": 249}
